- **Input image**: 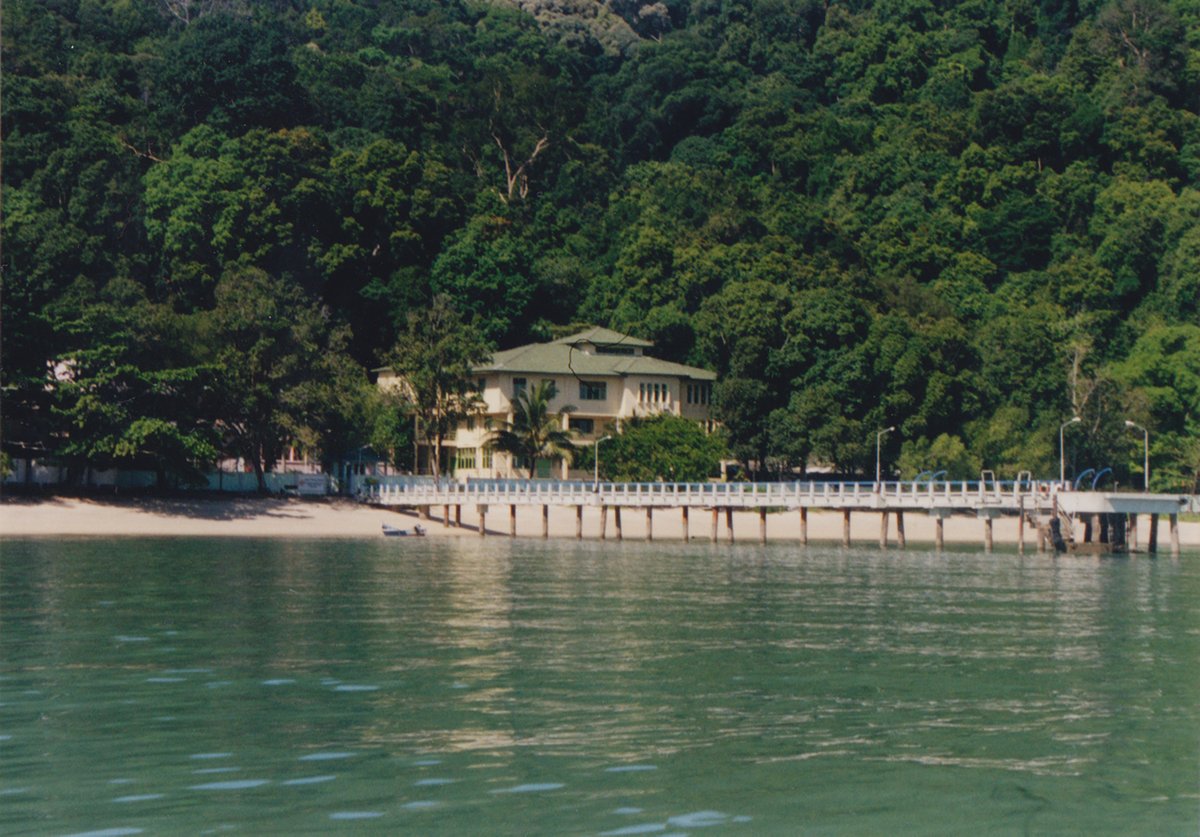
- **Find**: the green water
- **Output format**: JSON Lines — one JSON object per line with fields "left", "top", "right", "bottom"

{"left": 1, "top": 538, "right": 1196, "bottom": 835}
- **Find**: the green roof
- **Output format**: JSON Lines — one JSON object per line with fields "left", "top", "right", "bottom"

{"left": 480, "top": 332, "right": 715, "bottom": 380}
{"left": 551, "top": 327, "right": 654, "bottom": 348}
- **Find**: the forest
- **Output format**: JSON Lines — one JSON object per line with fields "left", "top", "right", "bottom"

{"left": 3, "top": 0, "right": 1198, "bottom": 489}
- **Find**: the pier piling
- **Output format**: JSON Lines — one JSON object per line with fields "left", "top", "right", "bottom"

{"left": 895, "top": 511, "right": 906, "bottom": 549}
{"left": 759, "top": 508, "right": 767, "bottom": 544}
{"left": 800, "top": 508, "right": 808, "bottom": 545}
{"left": 576, "top": 505, "right": 583, "bottom": 540}
{"left": 681, "top": 506, "right": 689, "bottom": 541}
{"left": 646, "top": 508, "right": 653, "bottom": 542}
{"left": 842, "top": 510, "right": 851, "bottom": 547}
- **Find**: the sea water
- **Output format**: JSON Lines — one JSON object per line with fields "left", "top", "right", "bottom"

{"left": 1, "top": 537, "right": 1196, "bottom": 835}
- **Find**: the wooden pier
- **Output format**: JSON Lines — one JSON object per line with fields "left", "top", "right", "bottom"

{"left": 359, "top": 478, "right": 1195, "bottom": 555}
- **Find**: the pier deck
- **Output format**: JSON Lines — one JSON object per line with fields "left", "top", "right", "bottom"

{"left": 359, "top": 478, "right": 1195, "bottom": 553}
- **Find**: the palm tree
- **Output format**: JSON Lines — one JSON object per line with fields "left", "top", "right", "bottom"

{"left": 490, "top": 380, "right": 576, "bottom": 478}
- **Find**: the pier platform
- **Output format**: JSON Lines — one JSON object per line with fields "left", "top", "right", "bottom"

{"left": 357, "top": 478, "right": 1195, "bottom": 554}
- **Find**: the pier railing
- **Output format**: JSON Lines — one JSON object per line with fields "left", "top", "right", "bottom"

{"left": 359, "top": 477, "right": 1197, "bottom": 517}
{"left": 359, "top": 478, "right": 1087, "bottom": 512}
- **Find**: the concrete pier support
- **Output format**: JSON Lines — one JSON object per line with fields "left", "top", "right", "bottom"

{"left": 419, "top": 505, "right": 430, "bottom": 521}
{"left": 509, "top": 505, "right": 517, "bottom": 537}
{"left": 443, "top": 505, "right": 450, "bottom": 527}
{"left": 600, "top": 505, "right": 608, "bottom": 540}
{"left": 842, "top": 510, "right": 851, "bottom": 547}
{"left": 984, "top": 517, "right": 994, "bottom": 553}
{"left": 895, "top": 511, "right": 906, "bottom": 549}
{"left": 646, "top": 508, "right": 654, "bottom": 542}
{"left": 477, "top": 505, "right": 487, "bottom": 536}
{"left": 681, "top": 507, "right": 689, "bottom": 541}
{"left": 726, "top": 507, "right": 735, "bottom": 544}
{"left": 935, "top": 517, "right": 945, "bottom": 551}
{"left": 542, "top": 505, "right": 549, "bottom": 539}
{"left": 614, "top": 507, "right": 623, "bottom": 540}
{"left": 575, "top": 505, "right": 583, "bottom": 540}
{"left": 1169, "top": 514, "right": 1180, "bottom": 556}
{"left": 800, "top": 508, "right": 808, "bottom": 545}
{"left": 455, "top": 505, "right": 462, "bottom": 528}
{"left": 759, "top": 508, "right": 767, "bottom": 544}
{"left": 1017, "top": 508, "right": 1025, "bottom": 555}
{"left": 879, "top": 511, "right": 889, "bottom": 550}
{"left": 1149, "top": 514, "right": 1159, "bottom": 553}
{"left": 711, "top": 508, "right": 719, "bottom": 543}
{"left": 1129, "top": 514, "right": 1139, "bottom": 551}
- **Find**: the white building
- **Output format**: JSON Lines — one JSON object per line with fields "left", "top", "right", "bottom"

{"left": 378, "top": 327, "right": 717, "bottom": 479}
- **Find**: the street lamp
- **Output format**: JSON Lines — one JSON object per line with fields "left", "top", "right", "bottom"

{"left": 1059, "top": 416, "right": 1082, "bottom": 486}
{"left": 594, "top": 435, "right": 613, "bottom": 489}
{"left": 875, "top": 426, "right": 895, "bottom": 487}
{"left": 1124, "top": 420, "right": 1149, "bottom": 491}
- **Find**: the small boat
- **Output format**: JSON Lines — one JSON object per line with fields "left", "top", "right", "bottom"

{"left": 382, "top": 523, "right": 426, "bottom": 537}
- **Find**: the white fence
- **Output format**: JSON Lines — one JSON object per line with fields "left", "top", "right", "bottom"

{"left": 2, "top": 460, "right": 331, "bottom": 495}
{"left": 360, "top": 478, "right": 1198, "bottom": 516}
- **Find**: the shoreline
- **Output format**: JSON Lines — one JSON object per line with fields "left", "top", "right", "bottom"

{"left": 2, "top": 494, "right": 1197, "bottom": 549}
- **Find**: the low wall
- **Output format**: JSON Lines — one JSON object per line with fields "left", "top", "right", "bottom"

{"left": 2, "top": 460, "right": 331, "bottom": 495}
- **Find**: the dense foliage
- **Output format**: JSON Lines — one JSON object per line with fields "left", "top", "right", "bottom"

{"left": 575, "top": 414, "right": 727, "bottom": 481}
{"left": 3, "top": 0, "right": 1198, "bottom": 488}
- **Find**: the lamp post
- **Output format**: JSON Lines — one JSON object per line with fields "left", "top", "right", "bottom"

{"left": 1124, "top": 420, "right": 1149, "bottom": 491}
{"left": 875, "top": 426, "right": 895, "bottom": 488}
{"left": 1059, "top": 416, "right": 1082, "bottom": 486}
{"left": 594, "top": 435, "right": 612, "bottom": 489}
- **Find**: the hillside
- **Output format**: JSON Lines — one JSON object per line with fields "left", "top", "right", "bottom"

{"left": 3, "top": 0, "right": 1198, "bottom": 487}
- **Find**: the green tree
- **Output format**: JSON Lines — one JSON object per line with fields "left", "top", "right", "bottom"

{"left": 202, "top": 267, "right": 359, "bottom": 493}
{"left": 490, "top": 379, "right": 576, "bottom": 478}
{"left": 576, "top": 414, "right": 725, "bottom": 482}
{"left": 384, "top": 295, "right": 491, "bottom": 481}
{"left": 1109, "top": 324, "right": 1200, "bottom": 491}
{"left": 49, "top": 279, "right": 219, "bottom": 488}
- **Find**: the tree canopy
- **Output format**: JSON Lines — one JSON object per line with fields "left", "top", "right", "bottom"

{"left": 3, "top": 0, "right": 1198, "bottom": 489}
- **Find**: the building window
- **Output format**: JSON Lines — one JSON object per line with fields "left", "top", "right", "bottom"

{"left": 569, "top": 417, "right": 595, "bottom": 434}
{"left": 579, "top": 380, "right": 606, "bottom": 400}
{"left": 455, "top": 448, "right": 476, "bottom": 471}
{"left": 687, "top": 382, "right": 712, "bottom": 405}
{"left": 513, "top": 377, "right": 526, "bottom": 397}
{"left": 482, "top": 447, "right": 493, "bottom": 469}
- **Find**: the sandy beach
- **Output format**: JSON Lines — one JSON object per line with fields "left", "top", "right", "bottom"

{"left": 2, "top": 494, "right": 1196, "bottom": 548}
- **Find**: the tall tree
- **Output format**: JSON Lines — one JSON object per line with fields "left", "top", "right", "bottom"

{"left": 202, "top": 267, "right": 359, "bottom": 493}
{"left": 50, "top": 279, "right": 219, "bottom": 488}
{"left": 384, "top": 295, "right": 491, "bottom": 481}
